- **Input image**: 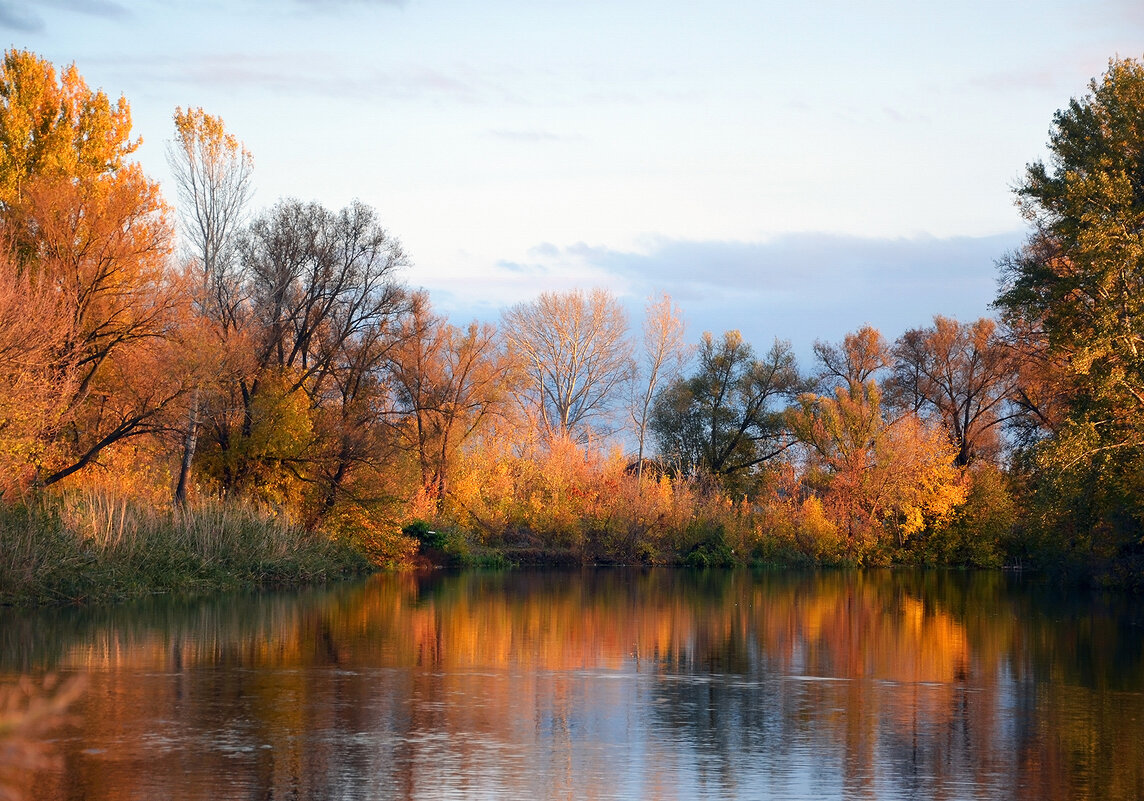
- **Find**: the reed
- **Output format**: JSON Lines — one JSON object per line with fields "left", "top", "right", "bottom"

{"left": 0, "top": 491, "right": 370, "bottom": 605}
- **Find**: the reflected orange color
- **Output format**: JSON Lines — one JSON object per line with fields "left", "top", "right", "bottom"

{"left": 4, "top": 570, "right": 1143, "bottom": 801}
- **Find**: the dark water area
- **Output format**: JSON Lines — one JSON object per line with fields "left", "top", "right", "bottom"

{"left": 2, "top": 568, "right": 1143, "bottom": 800}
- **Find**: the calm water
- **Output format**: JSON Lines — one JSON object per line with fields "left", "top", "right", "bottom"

{"left": 2, "top": 569, "right": 1144, "bottom": 800}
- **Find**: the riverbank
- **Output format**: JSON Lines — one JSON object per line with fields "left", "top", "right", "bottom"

{"left": 2, "top": 487, "right": 1133, "bottom": 607}
{"left": 0, "top": 495, "right": 370, "bottom": 605}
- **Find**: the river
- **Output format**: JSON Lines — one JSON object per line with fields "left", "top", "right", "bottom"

{"left": 2, "top": 568, "right": 1142, "bottom": 800}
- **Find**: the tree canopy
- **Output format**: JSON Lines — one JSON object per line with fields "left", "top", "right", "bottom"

{"left": 651, "top": 331, "right": 800, "bottom": 486}
{"left": 996, "top": 56, "right": 1144, "bottom": 564}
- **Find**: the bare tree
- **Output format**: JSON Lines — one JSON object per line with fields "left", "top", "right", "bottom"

{"left": 629, "top": 293, "right": 688, "bottom": 482}
{"left": 502, "top": 288, "right": 633, "bottom": 442}
{"left": 167, "top": 107, "right": 253, "bottom": 504}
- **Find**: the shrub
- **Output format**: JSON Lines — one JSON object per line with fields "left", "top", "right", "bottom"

{"left": 680, "top": 523, "right": 737, "bottom": 568}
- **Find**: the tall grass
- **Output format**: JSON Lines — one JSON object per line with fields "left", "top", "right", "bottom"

{"left": 0, "top": 491, "right": 370, "bottom": 605}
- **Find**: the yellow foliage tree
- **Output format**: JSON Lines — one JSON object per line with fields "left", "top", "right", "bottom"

{"left": 0, "top": 49, "right": 136, "bottom": 214}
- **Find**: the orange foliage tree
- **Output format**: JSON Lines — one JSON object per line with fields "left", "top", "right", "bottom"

{"left": 892, "top": 316, "right": 1017, "bottom": 466}
{"left": 192, "top": 199, "right": 410, "bottom": 518}
{"left": 790, "top": 329, "right": 966, "bottom": 560}
{"left": 389, "top": 293, "right": 512, "bottom": 510}
{"left": 0, "top": 50, "right": 182, "bottom": 492}
{"left": 0, "top": 49, "right": 137, "bottom": 215}
{"left": 166, "top": 106, "right": 254, "bottom": 505}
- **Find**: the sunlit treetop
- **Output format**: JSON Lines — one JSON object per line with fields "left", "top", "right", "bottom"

{"left": 1000, "top": 58, "right": 1144, "bottom": 369}
{"left": 0, "top": 48, "right": 138, "bottom": 210}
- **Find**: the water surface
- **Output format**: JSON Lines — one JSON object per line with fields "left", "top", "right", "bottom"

{"left": 3, "top": 569, "right": 1143, "bottom": 800}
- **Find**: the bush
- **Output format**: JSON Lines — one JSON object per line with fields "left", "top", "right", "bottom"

{"left": 680, "top": 523, "right": 737, "bottom": 568}
{"left": 324, "top": 505, "right": 416, "bottom": 567}
{"left": 911, "top": 465, "right": 1013, "bottom": 568}
{"left": 404, "top": 519, "right": 471, "bottom": 566}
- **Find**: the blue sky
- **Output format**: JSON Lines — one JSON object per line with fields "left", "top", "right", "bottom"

{"left": 4, "top": 0, "right": 1143, "bottom": 360}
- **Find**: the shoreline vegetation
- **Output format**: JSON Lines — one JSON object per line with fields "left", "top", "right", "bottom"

{"left": 4, "top": 50, "right": 1144, "bottom": 603}
{"left": 0, "top": 455, "right": 1017, "bottom": 607}
{"left": 0, "top": 493, "right": 371, "bottom": 605}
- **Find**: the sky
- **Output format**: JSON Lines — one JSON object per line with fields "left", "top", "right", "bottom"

{"left": 4, "top": 0, "right": 1144, "bottom": 362}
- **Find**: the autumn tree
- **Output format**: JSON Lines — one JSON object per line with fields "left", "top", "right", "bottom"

{"left": 789, "top": 329, "right": 965, "bottom": 558}
{"left": 169, "top": 107, "right": 253, "bottom": 296}
{"left": 301, "top": 312, "right": 404, "bottom": 518}
{"left": 1001, "top": 305, "right": 1071, "bottom": 449}
{"left": 813, "top": 324, "right": 890, "bottom": 391}
{"left": 167, "top": 107, "right": 254, "bottom": 504}
{"left": 995, "top": 57, "right": 1144, "bottom": 571}
{"left": 0, "top": 49, "right": 136, "bottom": 217}
{"left": 0, "top": 257, "right": 69, "bottom": 495}
{"left": 502, "top": 288, "right": 632, "bottom": 442}
{"left": 891, "top": 316, "right": 1017, "bottom": 467}
{"left": 197, "top": 198, "right": 408, "bottom": 502}
{"left": 629, "top": 293, "right": 688, "bottom": 482}
{"left": 650, "top": 330, "right": 800, "bottom": 489}
{"left": 389, "top": 294, "right": 510, "bottom": 508}
{"left": 0, "top": 50, "right": 179, "bottom": 489}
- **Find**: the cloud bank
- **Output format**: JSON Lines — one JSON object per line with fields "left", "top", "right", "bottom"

{"left": 425, "top": 231, "right": 1026, "bottom": 364}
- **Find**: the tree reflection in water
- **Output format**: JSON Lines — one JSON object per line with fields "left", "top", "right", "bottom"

{"left": 2, "top": 569, "right": 1142, "bottom": 800}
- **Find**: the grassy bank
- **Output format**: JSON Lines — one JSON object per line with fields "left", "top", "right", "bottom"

{"left": 0, "top": 493, "right": 371, "bottom": 605}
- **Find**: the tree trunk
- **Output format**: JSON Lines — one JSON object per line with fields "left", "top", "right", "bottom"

{"left": 174, "top": 388, "right": 200, "bottom": 506}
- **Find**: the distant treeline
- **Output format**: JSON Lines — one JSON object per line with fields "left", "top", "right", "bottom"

{"left": 3, "top": 49, "right": 1144, "bottom": 595}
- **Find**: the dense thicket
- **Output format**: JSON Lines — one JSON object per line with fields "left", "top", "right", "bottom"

{"left": 4, "top": 50, "right": 1144, "bottom": 595}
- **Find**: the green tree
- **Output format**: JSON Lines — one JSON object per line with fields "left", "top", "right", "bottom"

{"left": 650, "top": 330, "right": 799, "bottom": 489}
{"left": 996, "top": 57, "right": 1144, "bottom": 578}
